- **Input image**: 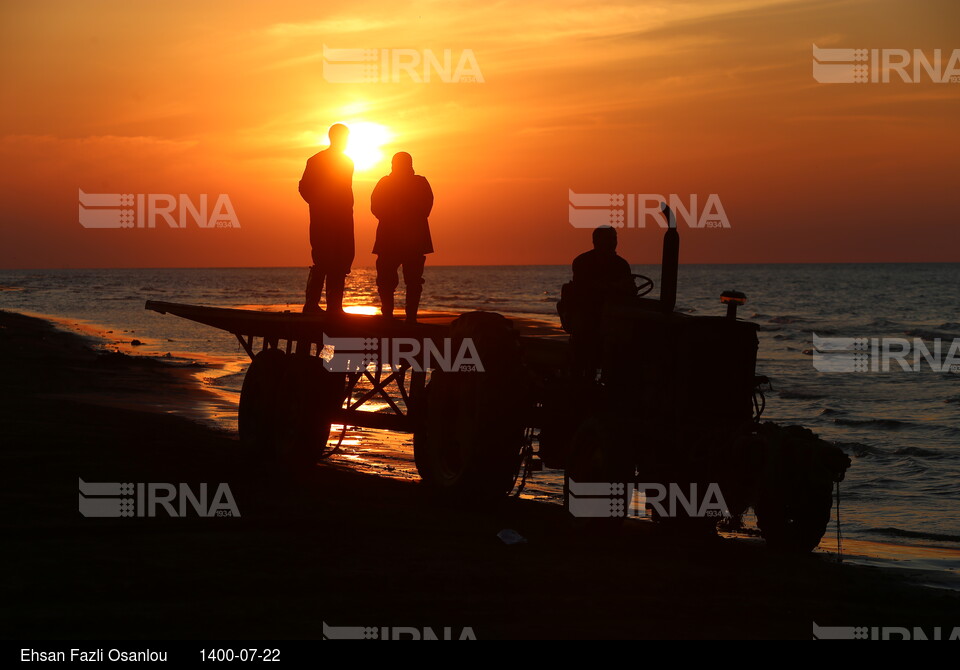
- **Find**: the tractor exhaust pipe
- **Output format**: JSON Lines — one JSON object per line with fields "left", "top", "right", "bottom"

{"left": 659, "top": 202, "right": 678, "bottom": 313}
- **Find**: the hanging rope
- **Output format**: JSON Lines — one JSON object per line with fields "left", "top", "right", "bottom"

{"left": 327, "top": 423, "right": 348, "bottom": 457}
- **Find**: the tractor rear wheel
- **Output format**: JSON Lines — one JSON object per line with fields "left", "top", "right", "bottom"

{"left": 754, "top": 423, "right": 850, "bottom": 553}
{"left": 281, "top": 354, "right": 346, "bottom": 468}
{"left": 563, "top": 414, "right": 634, "bottom": 533}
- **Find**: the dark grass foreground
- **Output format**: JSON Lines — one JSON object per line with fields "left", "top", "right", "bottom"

{"left": 1, "top": 310, "right": 957, "bottom": 640}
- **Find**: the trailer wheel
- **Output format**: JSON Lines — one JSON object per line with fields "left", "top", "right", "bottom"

{"left": 239, "top": 348, "right": 288, "bottom": 459}
{"left": 280, "top": 355, "right": 346, "bottom": 467}
{"left": 239, "top": 349, "right": 345, "bottom": 469}
{"left": 414, "top": 312, "right": 528, "bottom": 500}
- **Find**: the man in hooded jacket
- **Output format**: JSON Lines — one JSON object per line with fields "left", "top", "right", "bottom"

{"left": 371, "top": 152, "right": 434, "bottom": 322}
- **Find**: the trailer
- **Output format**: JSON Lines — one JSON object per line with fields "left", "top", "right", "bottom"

{"left": 142, "top": 300, "right": 565, "bottom": 438}
{"left": 144, "top": 219, "right": 850, "bottom": 552}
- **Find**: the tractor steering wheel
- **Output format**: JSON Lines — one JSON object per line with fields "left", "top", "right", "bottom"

{"left": 632, "top": 273, "right": 654, "bottom": 298}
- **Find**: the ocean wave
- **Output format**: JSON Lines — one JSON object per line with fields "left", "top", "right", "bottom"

{"left": 206, "top": 371, "right": 248, "bottom": 386}
{"left": 834, "top": 417, "right": 911, "bottom": 429}
{"left": 777, "top": 389, "right": 827, "bottom": 400}
{"left": 866, "top": 317, "right": 902, "bottom": 328}
{"left": 855, "top": 476, "right": 903, "bottom": 487}
{"left": 818, "top": 407, "right": 846, "bottom": 416}
{"left": 865, "top": 527, "right": 960, "bottom": 544}
{"left": 891, "top": 446, "right": 947, "bottom": 459}
{"left": 833, "top": 441, "right": 880, "bottom": 457}
{"left": 432, "top": 302, "right": 559, "bottom": 318}
{"left": 151, "top": 356, "right": 209, "bottom": 369}
{"left": 903, "top": 328, "right": 960, "bottom": 340}
{"left": 768, "top": 315, "right": 804, "bottom": 324}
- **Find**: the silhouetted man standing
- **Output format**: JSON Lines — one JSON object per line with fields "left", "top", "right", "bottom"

{"left": 371, "top": 152, "right": 434, "bottom": 322}
{"left": 299, "top": 123, "right": 354, "bottom": 314}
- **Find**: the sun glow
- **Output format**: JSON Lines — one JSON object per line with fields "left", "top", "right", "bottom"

{"left": 343, "top": 305, "right": 379, "bottom": 315}
{"left": 341, "top": 121, "right": 391, "bottom": 171}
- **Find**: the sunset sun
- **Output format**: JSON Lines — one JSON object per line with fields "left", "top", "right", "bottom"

{"left": 342, "top": 121, "right": 391, "bottom": 171}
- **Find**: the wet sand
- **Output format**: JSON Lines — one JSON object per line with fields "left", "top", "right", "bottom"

{"left": 2, "top": 309, "right": 958, "bottom": 640}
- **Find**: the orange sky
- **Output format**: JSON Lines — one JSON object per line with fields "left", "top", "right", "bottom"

{"left": 1, "top": 0, "right": 958, "bottom": 268}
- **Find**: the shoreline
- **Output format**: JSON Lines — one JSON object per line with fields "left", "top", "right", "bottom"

{"left": 16, "top": 309, "right": 244, "bottom": 432}
{"left": 2, "top": 308, "right": 960, "bottom": 639}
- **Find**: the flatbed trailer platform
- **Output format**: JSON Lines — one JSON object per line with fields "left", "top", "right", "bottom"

{"left": 144, "top": 300, "right": 567, "bottom": 434}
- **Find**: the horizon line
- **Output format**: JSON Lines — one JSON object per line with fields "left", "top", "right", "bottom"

{"left": 1, "top": 260, "right": 959, "bottom": 272}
